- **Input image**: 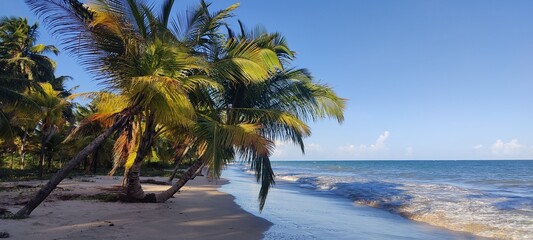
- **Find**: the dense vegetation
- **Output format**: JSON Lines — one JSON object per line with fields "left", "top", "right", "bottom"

{"left": 0, "top": 0, "right": 345, "bottom": 217}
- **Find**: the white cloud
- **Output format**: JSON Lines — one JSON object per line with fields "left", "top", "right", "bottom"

{"left": 336, "top": 131, "right": 390, "bottom": 157}
{"left": 491, "top": 139, "right": 522, "bottom": 155}
{"left": 370, "top": 131, "right": 390, "bottom": 151}
{"left": 472, "top": 144, "right": 484, "bottom": 150}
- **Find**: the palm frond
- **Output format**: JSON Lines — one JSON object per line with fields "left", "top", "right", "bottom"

{"left": 30, "top": 44, "right": 59, "bottom": 55}
{"left": 159, "top": 0, "right": 175, "bottom": 27}
{"left": 213, "top": 39, "right": 281, "bottom": 84}
{"left": 128, "top": 75, "right": 195, "bottom": 126}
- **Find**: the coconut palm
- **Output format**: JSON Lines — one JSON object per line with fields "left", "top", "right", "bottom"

{"left": 0, "top": 17, "right": 68, "bottom": 169}
{"left": 25, "top": 83, "right": 71, "bottom": 178}
{"left": 18, "top": 0, "right": 345, "bottom": 217}
{"left": 64, "top": 97, "right": 118, "bottom": 174}
{"left": 17, "top": 0, "right": 278, "bottom": 215}
{"left": 16, "top": 0, "right": 194, "bottom": 215}
{"left": 0, "top": 18, "right": 36, "bottom": 143}
{"left": 0, "top": 77, "right": 41, "bottom": 141}
{"left": 154, "top": 22, "right": 345, "bottom": 209}
{"left": 0, "top": 17, "right": 59, "bottom": 83}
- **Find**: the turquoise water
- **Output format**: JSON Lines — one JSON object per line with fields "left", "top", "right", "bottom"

{"left": 222, "top": 160, "right": 532, "bottom": 239}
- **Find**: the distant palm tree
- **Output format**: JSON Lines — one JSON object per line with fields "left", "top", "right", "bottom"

{"left": 0, "top": 77, "right": 40, "bottom": 141}
{"left": 0, "top": 17, "right": 59, "bottom": 83}
{"left": 0, "top": 17, "right": 68, "bottom": 169}
{"left": 25, "top": 83, "right": 70, "bottom": 178}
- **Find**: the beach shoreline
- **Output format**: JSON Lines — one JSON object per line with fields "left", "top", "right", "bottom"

{"left": 221, "top": 166, "right": 489, "bottom": 240}
{"left": 0, "top": 175, "right": 272, "bottom": 240}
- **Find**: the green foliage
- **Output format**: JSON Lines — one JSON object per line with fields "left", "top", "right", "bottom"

{"left": 11, "top": 0, "right": 347, "bottom": 211}
{"left": 0, "top": 16, "right": 74, "bottom": 177}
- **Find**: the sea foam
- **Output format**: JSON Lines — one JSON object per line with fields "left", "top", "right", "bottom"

{"left": 262, "top": 160, "right": 533, "bottom": 240}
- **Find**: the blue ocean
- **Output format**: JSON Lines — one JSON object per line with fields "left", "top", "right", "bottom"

{"left": 221, "top": 160, "right": 533, "bottom": 239}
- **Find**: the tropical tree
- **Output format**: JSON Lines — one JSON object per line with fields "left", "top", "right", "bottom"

{"left": 154, "top": 23, "right": 346, "bottom": 208}
{"left": 0, "top": 16, "right": 70, "bottom": 170}
{"left": 0, "top": 77, "right": 40, "bottom": 143}
{"left": 17, "top": 0, "right": 345, "bottom": 218}
{"left": 96, "top": 0, "right": 283, "bottom": 202}
{"left": 17, "top": 0, "right": 210, "bottom": 216}
{"left": 0, "top": 17, "right": 58, "bottom": 83}
{"left": 25, "top": 82, "right": 71, "bottom": 178}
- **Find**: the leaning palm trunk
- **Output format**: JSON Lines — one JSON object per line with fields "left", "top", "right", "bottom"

{"left": 167, "top": 156, "right": 183, "bottom": 183}
{"left": 155, "top": 158, "right": 204, "bottom": 203}
{"left": 123, "top": 114, "right": 156, "bottom": 202}
{"left": 15, "top": 109, "right": 135, "bottom": 218}
{"left": 167, "top": 141, "right": 192, "bottom": 183}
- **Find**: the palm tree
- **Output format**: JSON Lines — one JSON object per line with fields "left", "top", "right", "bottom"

{"left": 64, "top": 97, "right": 118, "bottom": 174}
{"left": 25, "top": 83, "right": 70, "bottom": 178}
{"left": 0, "top": 77, "right": 40, "bottom": 142}
{"left": 18, "top": 0, "right": 218, "bottom": 215}
{"left": 114, "top": 1, "right": 290, "bottom": 204}
{"left": 0, "top": 17, "right": 59, "bottom": 83}
{"left": 18, "top": 0, "right": 345, "bottom": 218}
{"left": 16, "top": 0, "right": 143, "bottom": 217}
{"left": 154, "top": 26, "right": 346, "bottom": 209}
{"left": 1, "top": 17, "right": 68, "bottom": 170}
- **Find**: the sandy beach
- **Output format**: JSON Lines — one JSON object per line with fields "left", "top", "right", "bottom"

{"left": 0, "top": 176, "right": 271, "bottom": 240}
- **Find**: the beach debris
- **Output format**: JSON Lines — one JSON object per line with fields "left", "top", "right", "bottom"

{"left": 0, "top": 232, "right": 9, "bottom": 238}
{"left": 0, "top": 208, "right": 14, "bottom": 219}
{"left": 0, "top": 184, "right": 36, "bottom": 192}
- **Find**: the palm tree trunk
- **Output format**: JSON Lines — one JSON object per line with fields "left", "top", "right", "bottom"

{"left": 10, "top": 151, "right": 14, "bottom": 169}
{"left": 167, "top": 141, "right": 191, "bottom": 183}
{"left": 167, "top": 156, "right": 183, "bottom": 183}
{"left": 155, "top": 158, "right": 204, "bottom": 203}
{"left": 92, "top": 150, "right": 98, "bottom": 174}
{"left": 15, "top": 112, "right": 133, "bottom": 218}
{"left": 47, "top": 155, "right": 52, "bottom": 170}
{"left": 124, "top": 113, "right": 156, "bottom": 201}
{"left": 19, "top": 150, "right": 25, "bottom": 169}
{"left": 38, "top": 135, "right": 46, "bottom": 179}
{"left": 19, "top": 132, "right": 27, "bottom": 169}
{"left": 83, "top": 151, "right": 97, "bottom": 175}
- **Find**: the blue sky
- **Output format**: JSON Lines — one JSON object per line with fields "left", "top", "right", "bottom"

{"left": 2, "top": 1, "right": 532, "bottom": 160}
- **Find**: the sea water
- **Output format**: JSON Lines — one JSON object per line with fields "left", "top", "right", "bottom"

{"left": 220, "top": 160, "right": 532, "bottom": 239}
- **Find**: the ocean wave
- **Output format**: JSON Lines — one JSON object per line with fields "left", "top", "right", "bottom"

{"left": 273, "top": 172, "right": 533, "bottom": 240}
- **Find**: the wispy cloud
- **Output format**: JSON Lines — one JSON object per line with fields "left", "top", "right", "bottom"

{"left": 491, "top": 139, "right": 522, "bottom": 155}
{"left": 472, "top": 144, "right": 484, "bottom": 150}
{"left": 336, "top": 131, "right": 390, "bottom": 157}
{"left": 371, "top": 131, "right": 390, "bottom": 151}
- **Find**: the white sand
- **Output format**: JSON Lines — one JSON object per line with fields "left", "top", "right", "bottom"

{"left": 0, "top": 176, "right": 271, "bottom": 240}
